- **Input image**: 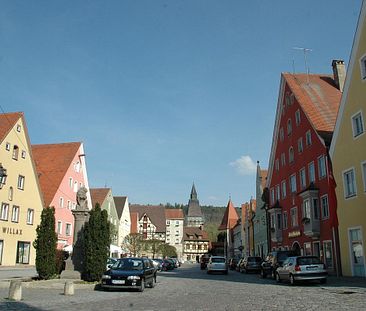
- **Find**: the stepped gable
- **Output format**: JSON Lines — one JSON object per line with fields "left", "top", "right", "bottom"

{"left": 218, "top": 199, "right": 239, "bottom": 230}
{"left": 114, "top": 196, "right": 127, "bottom": 219}
{"left": 129, "top": 204, "right": 166, "bottom": 232}
{"left": 32, "top": 142, "right": 81, "bottom": 207}
{"left": 90, "top": 188, "right": 110, "bottom": 207}
{"left": 0, "top": 112, "right": 23, "bottom": 143}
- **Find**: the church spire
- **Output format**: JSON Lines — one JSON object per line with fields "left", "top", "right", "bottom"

{"left": 190, "top": 183, "right": 197, "bottom": 200}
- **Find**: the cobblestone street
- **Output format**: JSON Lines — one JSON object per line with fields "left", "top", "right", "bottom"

{"left": 0, "top": 264, "right": 365, "bottom": 311}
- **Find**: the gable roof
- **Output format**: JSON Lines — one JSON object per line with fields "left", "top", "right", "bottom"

{"left": 0, "top": 112, "right": 23, "bottom": 144}
{"left": 90, "top": 188, "right": 110, "bottom": 208}
{"left": 165, "top": 208, "right": 184, "bottom": 219}
{"left": 32, "top": 142, "right": 81, "bottom": 207}
{"left": 129, "top": 204, "right": 166, "bottom": 232}
{"left": 218, "top": 199, "right": 239, "bottom": 230}
{"left": 114, "top": 196, "right": 127, "bottom": 219}
{"left": 183, "top": 227, "right": 209, "bottom": 241}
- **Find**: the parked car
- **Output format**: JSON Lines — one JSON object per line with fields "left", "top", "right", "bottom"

{"left": 101, "top": 257, "right": 156, "bottom": 292}
{"left": 152, "top": 258, "right": 163, "bottom": 271}
{"left": 207, "top": 256, "right": 228, "bottom": 274}
{"left": 170, "top": 258, "right": 180, "bottom": 268}
{"left": 106, "top": 257, "right": 118, "bottom": 270}
{"left": 239, "top": 256, "right": 263, "bottom": 273}
{"left": 275, "top": 256, "right": 328, "bottom": 285}
{"left": 260, "top": 250, "right": 296, "bottom": 279}
{"left": 162, "top": 259, "right": 175, "bottom": 271}
{"left": 236, "top": 258, "right": 244, "bottom": 271}
{"left": 228, "top": 258, "right": 238, "bottom": 270}
{"left": 200, "top": 255, "right": 210, "bottom": 270}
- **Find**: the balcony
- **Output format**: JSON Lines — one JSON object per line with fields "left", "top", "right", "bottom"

{"left": 268, "top": 201, "right": 282, "bottom": 243}
{"left": 302, "top": 217, "right": 320, "bottom": 238}
{"left": 270, "top": 227, "right": 283, "bottom": 243}
{"left": 299, "top": 183, "right": 320, "bottom": 238}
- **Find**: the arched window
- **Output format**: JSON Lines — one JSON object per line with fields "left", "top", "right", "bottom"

{"left": 287, "top": 119, "right": 292, "bottom": 135}
{"left": 289, "top": 147, "right": 294, "bottom": 163}
{"left": 8, "top": 187, "right": 13, "bottom": 201}
{"left": 12, "top": 145, "right": 19, "bottom": 160}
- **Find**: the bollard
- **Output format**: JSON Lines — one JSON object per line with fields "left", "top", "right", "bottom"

{"left": 64, "top": 280, "right": 74, "bottom": 296}
{"left": 8, "top": 280, "right": 22, "bottom": 301}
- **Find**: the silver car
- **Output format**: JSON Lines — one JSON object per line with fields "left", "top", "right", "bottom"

{"left": 207, "top": 256, "right": 228, "bottom": 274}
{"left": 275, "top": 256, "right": 328, "bottom": 285}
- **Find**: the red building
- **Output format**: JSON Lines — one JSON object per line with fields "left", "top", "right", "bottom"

{"left": 267, "top": 62, "right": 345, "bottom": 274}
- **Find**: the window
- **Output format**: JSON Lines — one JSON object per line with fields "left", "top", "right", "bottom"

{"left": 270, "top": 214, "right": 275, "bottom": 229}
{"left": 8, "top": 187, "right": 13, "bottom": 201}
{"left": 75, "top": 161, "right": 81, "bottom": 173}
{"left": 16, "top": 124, "right": 21, "bottom": 132}
{"left": 17, "top": 175, "right": 25, "bottom": 190}
{"left": 343, "top": 168, "right": 357, "bottom": 198}
{"left": 318, "top": 156, "right": 326, "bottom": 179}
{"left": 57, "top": 221, "right": 62, "bottom": 234}
{"left": 277, "top": 213, "right": 282, "bottom": 230}
{"left": 308, "top": 162, "right": 315, "bottom": 183}
{"left": 5, "top": 142, "right": 10, "bottom": 151}
{"left": 313, "top": 198, "right": 319, "bottom": 220}
{"left": 73, "top": 181, "right": 78, "bottom": 192}
{"left": 303, "top": 199, "right": 311, "bottom": 219}
{"left": 66, "top": 223, "right": 72, "bottom": 236}
{"left": 281, "top": 153, "right": 286, "bottom": 166}
{"left": 304, "top": 243, "right": 312, "bottom": 256}
{"left": 12, "top": 145, "right": 19, "bottom": 160}
{"left": 283, "top": 212, "right": 288, "bottom": 229}
{"left": 300, "top": 168, "right": 306, "bottom": 189}
{"left": 323, "top": 241, "right": 333, "bottom": 269}
{"left": 276, "top": 185, "right": 280, "bottom": 201}
{"left": 275, "top": 159, "right": 279, "bottom": 171}
{"left": 290, "top": 174, "right": 297, "bottom": 193}
{"left": 290, "top": 207, "right": 298, "bottom": 227}
{"left": 26, "top": 209, "right": 34, "bottom": 225}
{"left": 67, "top": 200, "right": 71, "bottom": 209}
{"left": 352, "top": 111, "right": 364, "bottom": 138}
{"left": 166, "top": 220, "right": 170, "bottom": 225}
{"left": 360, "top": 55, "right": 366, "bottom": 80}
{"left": 285, "top": 93, "right": 291, "bottom": 106}
{"left": 289, "top": 147, "right": 294, "bottom": 163}
{"left": 270, "top": 188, "right": 275, "bottom": 205}
{"left": 287, "top": 119, "right": 292, "bottom": 135}
{"left": 21, "top": 150, "right": 26, "bottom": 159}
{"left": 280, "top": 128, "right": 284, "bottom": 141}
{"left": 16, "top": 242, "right": 30, "bottom": 264}
{"left": 281, "top": 180, "right": 287, "bottom": 199}
{"left": 69, "top": 177, "right": 73, "bottom": 188}
{"left": 175, "top": 220, "right": 179, "bottom": 226}
{"left": 306, "top": 130, "right": 312, "bottom": 146}
{"left": 295, "top": 109, "right": 301, "bottom": 126}
{"left": 298, "top": 137, "right": 303, "bottom": 153}
{"left": 11, "top": 205, "right": 19, "bottom": 222}
{"left": 59, "top": 197, "right": 64, "bottom": 208}
{"left": 321, "top": 195, "right": 329, "bottom": 219}
{"left": 0, "top": 203, "right": 9, "bottom": 220}
{"left": 362, "top": 162, "right": 366, "bottom": 192}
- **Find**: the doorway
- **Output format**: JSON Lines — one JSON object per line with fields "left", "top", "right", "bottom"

{"left": 292, "top": 242, "right": 301, "bottom": 256}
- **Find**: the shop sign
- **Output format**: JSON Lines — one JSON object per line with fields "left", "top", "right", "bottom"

{"left": 288, "top": 230, "right": 301, "bottom": 238}
{"left": 2, "top": 227, "right": 23, "bottom": 235}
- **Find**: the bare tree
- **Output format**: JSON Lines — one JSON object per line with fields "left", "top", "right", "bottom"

{"left": 122, "top": 233, "right": 145, "bottom": 256}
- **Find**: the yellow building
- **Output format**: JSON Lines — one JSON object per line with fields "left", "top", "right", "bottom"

{"left": 0, "top": 112, "right": 44, "bottom": 266}
{"left": 330, "top": 1, "right": 366, "bottom": 277}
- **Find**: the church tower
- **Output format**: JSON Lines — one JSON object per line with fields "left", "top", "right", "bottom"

{"left": 186, "top": 183, "right": 204, "bottom": 228}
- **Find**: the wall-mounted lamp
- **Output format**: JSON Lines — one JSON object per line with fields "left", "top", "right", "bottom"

{"left": 0, "top": 163, "right": 8, "bottom": 189}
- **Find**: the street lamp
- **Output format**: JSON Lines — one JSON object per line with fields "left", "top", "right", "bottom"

{"left": 0, "top": 163, "right": 7, "bottom": 189}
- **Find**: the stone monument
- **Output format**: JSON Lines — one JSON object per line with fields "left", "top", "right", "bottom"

{"left": 61, "top": 187, "right": 90, "bottom": 279}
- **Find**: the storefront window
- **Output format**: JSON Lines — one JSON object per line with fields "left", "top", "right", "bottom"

{"left": 16, "top": 241, "right": 30, "bottom": 264}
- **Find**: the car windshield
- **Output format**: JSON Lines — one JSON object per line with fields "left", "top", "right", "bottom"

{"left": 277, "top": 253, "right": 290, "bottom": 261}
{"left": 212, "top": 258, "right": 225, "bottom": 263}
{"left": 111, "top": 258, "right": 143, "bottom": 270}
{"left": 248, "top": 257, "right": 262, "bottom": 262}
{"left": 297, "top": 257, "right": 322, "bottom": 265}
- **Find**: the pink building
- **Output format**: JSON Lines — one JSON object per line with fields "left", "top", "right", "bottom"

{"left": 32, "top": 142, "right": 91, "bottom": 250}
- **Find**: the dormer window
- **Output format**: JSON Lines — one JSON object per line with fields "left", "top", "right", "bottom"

{"left": 12, "top": 145, "right": 19, "bottom": 160}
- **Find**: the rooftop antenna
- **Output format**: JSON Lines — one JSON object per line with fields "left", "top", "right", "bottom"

{"left": 292, "top": 47, "right": 313, "bottom": 83}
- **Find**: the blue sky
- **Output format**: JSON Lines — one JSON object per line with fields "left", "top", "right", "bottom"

{"left": 0, "top": 0, "right": 362, "bottom": 206}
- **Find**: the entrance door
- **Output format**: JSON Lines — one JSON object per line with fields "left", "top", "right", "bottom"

{"left": 323, "top": 241, "right": 333, "bottom": 270}
{"left": 292, "top": 242, "right": 301, "bottom": 256}
{"left": 313, "top": 241, "right": 320, "bottom": 258}
{"left": 349, "top": 228, "right": 365, "bottom": 277}
{"left": 16, "top": 241, "right": 30, "bottom": 264}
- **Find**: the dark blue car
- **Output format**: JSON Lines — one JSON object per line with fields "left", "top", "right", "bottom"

{"left": 101, "top": 257, "right": 156, "bottom": 292}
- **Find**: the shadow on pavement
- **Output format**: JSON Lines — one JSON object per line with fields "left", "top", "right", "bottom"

{"left": 0, "top": 300, "right": 46, "bottom": 310}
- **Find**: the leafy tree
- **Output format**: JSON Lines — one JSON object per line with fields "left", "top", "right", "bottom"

{"left": 217, "top": 231, "right": 227, "bottom": 242}
{"left": 160, "top": 243, "right": 177, "bottom": 258}
{"left": 33, "top": 207, "right": 57, "bottom": 279}
{"left": 122, "top": 233, "right": 145, "bottom": 256}
{"left": 145, "top": 239, "right": 164, "bottom": 258}
{"left": 205, "top": 223, "right": 220, "bottom": 242}
{"left": 83, "top": 204, "right": 111, "bottom": 282}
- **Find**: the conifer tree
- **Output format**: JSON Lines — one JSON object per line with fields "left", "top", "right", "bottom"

{"left": 33, "top": 207, "right": 57, "bottom": 279}
{"left": 83, "top": 204, "right": 111, "bottom": 281}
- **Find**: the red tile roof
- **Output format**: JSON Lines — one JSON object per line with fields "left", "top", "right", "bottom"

{"left": 129, "top": 205, "right": 166, "bottom": 232}
{"left": 32, "top": 142, "right": 81, "bottom": 207}
{"left": 219, "top": 199, "right": 239, "bottom": 230}
{"left": 283, "top": 73, "right": 341, "bottom": 133}
{"left": 0, "top": 112, "right": 23, "bottom": 144}
{"left": 183, "top": 227, "right": 209, "bottom": 241}
{"left": 165, "top": 208, "right": 184, "bottom": 219}
{"left": 90, "top": 188, "right": 110, "bottom": 208}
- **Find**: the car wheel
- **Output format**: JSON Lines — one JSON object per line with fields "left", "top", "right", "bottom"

{"left": 260, "top": 270, "right": 266, "bottom": 278}
{"left": 272, "top": 270, "right": 276, "bottom": 279}
{"left": 320, "top": 278, "right": 327, "bottom": 284}
{"left": 289, "top": 274, "right": 296, "bottom": 286}
{"left": 138, "top": 280, "right": 145, "bottom": 292}
{"left": 275, "top": 272, "right": 281, "bottom": 283}
{"left": 150, "top": 279, "right": 155, "bottom": 288}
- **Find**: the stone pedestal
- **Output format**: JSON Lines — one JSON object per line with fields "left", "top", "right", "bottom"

{"left": 8, "top": 280, "right": 22, "bottom": 301}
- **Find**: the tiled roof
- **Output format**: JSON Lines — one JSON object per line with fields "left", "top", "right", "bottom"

{"left": 129, "top": 204, "right": 166, "bottom": 232}
{"left": 183, "top": 227, "right": 209, "bottom": 241}
{"left": 283, "top": 73, "right": 341, "bottom": 133}
{"left": 114, "top": 196, "right": 127, "bottom": 219}
{"left": 90, "top": 188, "right": 110, "bottom": 208}
{"left": 32, "top": 142, "right": 81, "bottom": 207}
{"left": 0, "top": 112, "right": 23, "bottom": 144}
{"left": 165, "top": 208, "right": 184, "bottom": 219}
{"left": 218, "top": 199, "right": 239, "bottom": 230}
{"left": 130, "top": 212, "right": 138, "bottom": 234}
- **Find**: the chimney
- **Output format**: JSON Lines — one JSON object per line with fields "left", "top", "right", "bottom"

{"left": 332, "top": 59, "right": 346, "bottom": 92}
